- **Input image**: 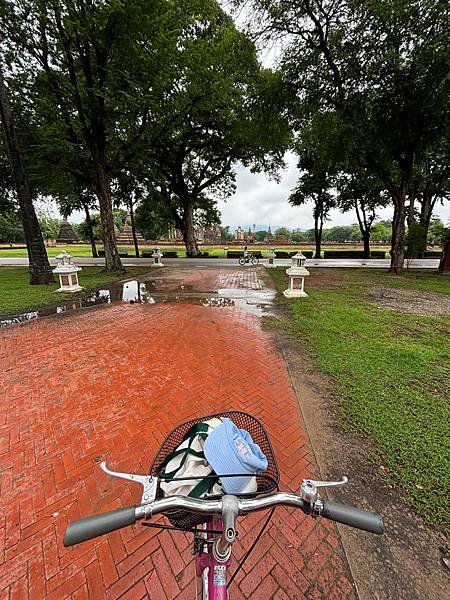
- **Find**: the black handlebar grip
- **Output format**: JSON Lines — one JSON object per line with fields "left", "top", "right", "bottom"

{"left": 322, "top": 501, "right": 384, "bottom": 534}
{"left": 64, "top": 506, "right": 137, "bottom": 547}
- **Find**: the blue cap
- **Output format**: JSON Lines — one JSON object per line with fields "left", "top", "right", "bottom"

{"left": 204, "top": 419, "right": 268, "bottom": 494}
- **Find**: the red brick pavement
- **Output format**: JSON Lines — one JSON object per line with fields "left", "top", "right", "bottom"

{"left": 140, "top": 268, "right": 264, "bottom": 294}
{"left": 0, "top": 298, "right": 355, "bottom": 599}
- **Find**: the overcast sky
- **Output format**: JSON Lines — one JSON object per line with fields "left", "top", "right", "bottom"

{"left": 218, "top": 152, "right": 450, "bottom": 232}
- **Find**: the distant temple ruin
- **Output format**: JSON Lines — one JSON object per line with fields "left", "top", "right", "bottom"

{"left": 234, "top": 226, "right": 244, "bottom": 241}
{"left": 264, "top": 225, "right": 274, "bottom": 243}
{"left": 159, "top": 225, "right": 221, "bottom": 244}
{"left": 56, "top": 218, "right": 78, "bottom": 244}
{"left": 116, "top": 214, "right": 146, "bottom": 245}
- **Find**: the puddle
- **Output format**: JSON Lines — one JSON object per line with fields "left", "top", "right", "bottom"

{"left": 0, "top": 279, "right": 275, "bottom": 329}
{"left": 217, "top": 288, "right": 276, "bottom": 304}
{"left": 201, "top": 296, "right": 266, "bottom": 317}
{"left": 0, "top": 280, "right": 155, "bottom": 329}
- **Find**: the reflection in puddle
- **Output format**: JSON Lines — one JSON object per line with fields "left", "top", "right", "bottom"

{"left": 0, "top": 311, "right": 40, "bottom": 328}
{"left": 121, "top": 281, "right": 155, "bottom": 304}
{"left": 202, "top": 297, "right": 235, "bottom": 308}
{"left": 217, "top": 288, "right": 276, "bottom": 305}
{"left": 0, "top": 280, "right": 274, "bottom": 329}
{"left": 0, "top": 280, "right": 155, "bottom": 329}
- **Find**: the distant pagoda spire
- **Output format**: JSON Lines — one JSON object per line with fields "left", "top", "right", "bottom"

{"left": 116, "top": 212, "right": 146, "bottom": 244}
{"left": 56, "top": 218, "right": 78, "bottom": 244}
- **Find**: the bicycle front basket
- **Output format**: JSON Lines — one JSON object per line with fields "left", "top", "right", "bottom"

{"left": 149, "top": 411, "right": 280, "bottom": 529}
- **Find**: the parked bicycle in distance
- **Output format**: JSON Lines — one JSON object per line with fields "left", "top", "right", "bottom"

{"left": 239, "top": 253, "right": 259, "bottom": 266}
{"left": 64, "top": 412, "right": 384, "bottom": 599}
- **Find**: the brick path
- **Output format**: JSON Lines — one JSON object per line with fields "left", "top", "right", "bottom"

{"left": 139, "top": 267, "right": 265, "bottom": 294}
{"left": 0, "top": 276, "right": 355, "bottom": 599}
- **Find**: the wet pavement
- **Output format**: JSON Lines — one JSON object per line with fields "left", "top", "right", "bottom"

{"left": 0, "top": 268, "right": 276, "bottom": 329}
{"left": 0, "top": 266, "right": 355, "bottom": 599}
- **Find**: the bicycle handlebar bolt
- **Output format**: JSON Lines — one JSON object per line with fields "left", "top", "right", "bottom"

{"left": 300, "top": 481, "right": 318, "bottom": 504}
{"left": 221, "top": 495, "right": 238, "bottom": 543}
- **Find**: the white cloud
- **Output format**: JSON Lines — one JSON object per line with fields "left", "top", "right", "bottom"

{"left": 218, "top": 153, "right": 450, "bottom": 231}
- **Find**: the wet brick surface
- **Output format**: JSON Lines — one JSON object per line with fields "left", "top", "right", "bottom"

{"left": 139, "top": 268, "right": 264, "bottom": 294}
{"left": 0, "top": 276, "right": 355, "bottom": 599}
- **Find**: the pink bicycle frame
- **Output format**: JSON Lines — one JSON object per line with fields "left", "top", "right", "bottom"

{"left": 196, "top": 517, "right": 231, "bottom": 599}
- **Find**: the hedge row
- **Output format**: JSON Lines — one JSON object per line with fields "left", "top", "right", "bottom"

{"left": 98, "top": 250, "right": 129, "bottom": 257}
{"left": 186, "top": 252, "right": 219, "bottom": 258}
{"left": 89, "top": 248, "right": 444, "bottom": 260}
{"left": 274, "top": 250, "right": 313, "bottom": 258}
{"left": 227, "top": 250, "right": 263, "bottom": 258}
{"left": 323, "top": 250, "right": 387, "bottom": 259}
{"left": 141, "top": 251, "right": 178, "bottom": 257}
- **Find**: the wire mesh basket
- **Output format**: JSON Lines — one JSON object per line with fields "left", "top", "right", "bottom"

{"left": 149, "top": 411, "right": 280, "bottom": 529}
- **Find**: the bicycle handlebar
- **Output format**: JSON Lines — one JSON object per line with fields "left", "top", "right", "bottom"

{"left": 64, "top": 492, "right": 384, "bottom": 547}
{"left": 64, "top": 506, "right": 137, "bottom": 546}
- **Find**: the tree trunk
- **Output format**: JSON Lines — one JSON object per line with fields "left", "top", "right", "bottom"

{"left": 182, "top": 198, "right": 199, "bottom": 256}
{"left": 82, "top": 203, "right": 98, "bottom": 258}
{"left": 407, "top": 187, "right": 416, "bottom": 229}
{"left": 313, "top": 211, "right": 322, "bottom": 259}
{"left": 415, "top": 191, "right": 437, "bottom": 258}
{"left": 0, "top": 66, "right": 54, "bottom": 285}
{"left": 438, "top": 239, "right": 450, "bottom": 272}
{"left": 93, "top": 159, "right": 124, "bottom": 273}
{"left": 354, "top": 200, "right": 371, "bottom": 259}
{"left": 389, "top": 189, "right": 407, "bottom": 274}
{"left": 362, "top": 231, "right": 371, "bottom": 258}
{"left": 129, "top": 200, "right": 140, "bottom": 258}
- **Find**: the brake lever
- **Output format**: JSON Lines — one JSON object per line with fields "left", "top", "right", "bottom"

{"left": 100, "top": 461, "right": 158, "bottom": 505}
{"left": 307, "top": 476, "right": 348, "bottom": 489}
{"left": 300, "top": 476, "right": 348, "bottom": 505}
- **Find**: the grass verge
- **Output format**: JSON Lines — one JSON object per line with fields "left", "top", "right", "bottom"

{"left": 0, "top": 266, "right": 148, "bottom": 316}
{"left": 0, "top": 244, "right": 392, "bottom": 258}
{"left": 268, "top": 268, "right": 450, "bottom": 535}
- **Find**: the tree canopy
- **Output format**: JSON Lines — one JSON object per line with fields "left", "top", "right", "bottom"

{"left": 236, "top": 0, "right": 450, "bottom": 271}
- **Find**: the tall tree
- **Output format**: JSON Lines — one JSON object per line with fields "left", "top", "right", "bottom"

{"left": 58, "top": 186, "right": 99, "bottom": 257}
{"left": 336, "top": 172, "right": 388, "bottom": 257}
{"left": 113, "top": 171, "right": 145, "bottom": 258}
{"left": 134, "top": 3, "right": 289, "bottom": 254}
{"left": 0, "top": 64, "right": 53, "bottom": 284}
{"left": 406, "top": 150, "right": 450, "bottom": 257}
{"left": 289, "top": 158, "right": 336, "bottom": 258}
{"left": 134, "top": 187, "right": 176, "bottom": 242}
{"left": 1, "top": 0, "right": 166, "bottom": 272}
{"left": 236, "top": 0, "right": 450, "bottom": 273}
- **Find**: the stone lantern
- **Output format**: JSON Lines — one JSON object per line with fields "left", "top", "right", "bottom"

{"left": 266, "top": 247, "right": 276, "bottom": 268}
{"left": 52, "top": 251, "right": 83, "bottom": 293}
{"left": 283, "top": 252, "right": 309, "bottom": 298}
{"left": 152, "top": 247, "right": 164, "bottom": 267}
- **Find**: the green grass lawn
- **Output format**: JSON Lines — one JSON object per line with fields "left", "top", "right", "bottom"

{"left": 0, "top": 244, "right": 227, "bottom": 258}
{"left": 268, "top": 268, "right": 450, "bottom": 535}
{"left": 0, "top": 266, "right": 150, "bottom": 316}
{"left": 0, "top": 243, "right": 392, "bottom": 258}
